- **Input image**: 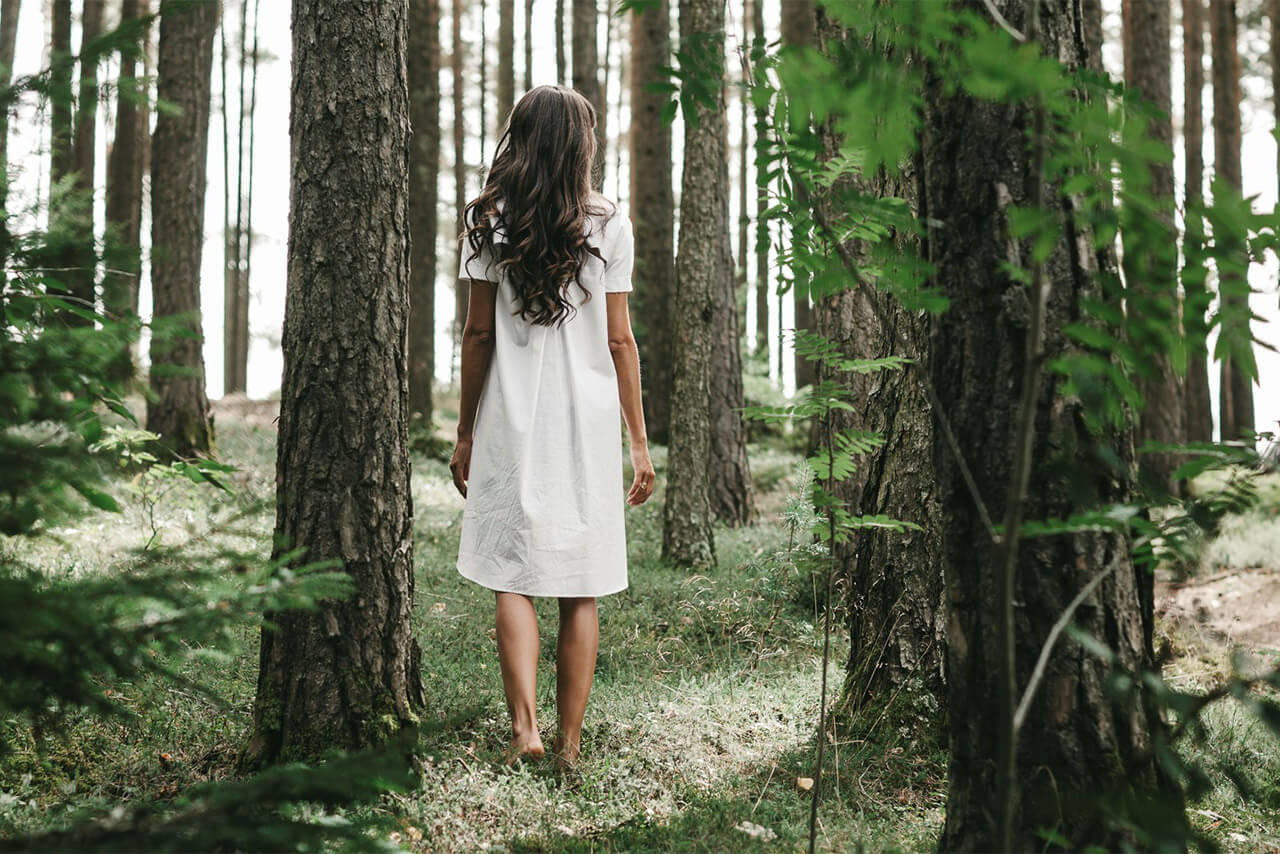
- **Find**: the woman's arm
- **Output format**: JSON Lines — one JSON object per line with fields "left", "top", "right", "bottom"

{"left": 450, "top": 279, "right": 497, "bottom": 497}
{"left": 606, "top": 292, "right": 656, "bottom": 506}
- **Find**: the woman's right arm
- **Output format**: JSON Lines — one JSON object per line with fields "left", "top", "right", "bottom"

{"left": 451, "top": 278, "right": 497, "bottom": 497}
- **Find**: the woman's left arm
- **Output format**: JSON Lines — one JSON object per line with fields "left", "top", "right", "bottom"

{"left": 451, "top": 278, "right": 498, "bottom": 497}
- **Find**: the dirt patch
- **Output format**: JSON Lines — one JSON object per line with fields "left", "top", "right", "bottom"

{"left": 212, "top": 394, "right": 280, "bottom": 429}
{"left": 1157, "top": 568, "right": 1280, "bottom": 658}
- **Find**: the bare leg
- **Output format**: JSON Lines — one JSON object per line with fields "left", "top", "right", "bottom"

{"left": 495, "top": 592, "right": 544, "bottom": 759}
{"left": 553, "top": 596, "right": 599, "bottom": 767}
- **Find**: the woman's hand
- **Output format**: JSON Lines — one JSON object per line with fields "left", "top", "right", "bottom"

{"left": 450, "top": 437, "right": 473, "bottom": 498}
{"left": 627, "top": 441, "right": 656, "bottom": 506}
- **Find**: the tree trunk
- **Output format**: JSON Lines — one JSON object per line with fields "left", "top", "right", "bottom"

{"left": 572, "top": 0, "right": 605, "bottom": 188}
{"left": 222, "top": 0, "right": 254, "bottom": 396}
{"left": 662, "top": 0, "right": 722, "bottom": 567}
{"left": 779, "top": 0, "right": 814, "bottom": 391}
{"left": 1211, "top": 0, "right": 1252, "bottom": 439}
{"left": 65, "top": 0, "right": 105, "bottom": 320}
{"left": 480, "top": 0, "right": 487, "bottom": 160}
{"left": 245, "top": 0, "right": 424, "bottom": 766}
{"left": 0, "top": 0, "right": 23, "bottom": 277}
{"left": 555, "top": 0, "right": 565, "bottom": 83}
{"left": 932, "top": 2, "right": 1173, "bottom": 848}
{"left": 736, "top": 1, "right": 748, "bottom": 306}
{"left": 50, "top": 0, "right": 73, "bottom": 187}
{"left": 498, "top": 0, "right": 513, "bottom": 120}
{"left": 220, "top": 1, "right": 238, "bottom": 395}
{"left": 812, "top": 12, "right": 945, "bottom": 721}
{"left": 629, "top": 0, "right": 674, "bottom": 443}
{"left": 103, "top": 0, "right": 149, "bottom": 377}
{"left": 1122, "top": 0, "right": 1183, "bottom": 491}
{"left": 751, "top": 0, "right": 768, "bottom": 358}
{"left": 1183, "top": 0, "right": 1213, "bottom": 442}
{"left": 452, "top": 0, "right": 467, "bottom": 382}
{"left": 146, "top": 0, "right": 217, "bottom": 457}
{"left": 409, "top": 0, "right": 440, "bottom": 423}
{"left": 523, "top": 0, "right": 532, "bottom": 90}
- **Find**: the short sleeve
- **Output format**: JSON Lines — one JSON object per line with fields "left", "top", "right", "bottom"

{"left": 458, "top": 236, "right": 500, "bottom": 283}
{"left": 602, "top": 215, "right": 635, "bottom": 293}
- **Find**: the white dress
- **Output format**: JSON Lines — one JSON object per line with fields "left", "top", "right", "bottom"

{"left": 455, "top": 198, "right": 634, "bottom": 598}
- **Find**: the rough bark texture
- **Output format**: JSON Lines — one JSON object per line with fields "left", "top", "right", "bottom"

{"left": 50, "top": 0, "right": 73, "bottom": 189}
{"left": 0, "top": 0, "right": 22, "bottom": 274}
{"left": 146, "top": 0, "right": 216, "bottom": 456}
{"left": 1210, "top": 0, "right": 1252, "bottom": 439}
{"left": 780, "top": 0, "right": 815, "bottom": 391}
{"left": 752, "top": 0, "right": 768, "bottom": 356}
{"left": 572, "top": 0, "right": 605, "bottom": 188}
{"left": 1183, "top": 0, "right": 1213, "bottom": 442}
{"left": 104, "top": 0, "right": 149, "bottom": 333}
{"left": 629, "top": 0, "right": 674, "bottom": 443}
{"left": 66, "top": 0, "right": 104, "bottom": 318}
{"left": 409, "top": 0, "right": 440, "bottom": 422}
{"left": 245, "top": 0, "right": 424, "bottom": 765}
{"left": 451, "top": 0, "right": 466, "bottom": 378}
{"left": 662, "top": 0, "right": 721, "bottom": 567}
{"left": 1122, "top": 0, "right": 1184, "bottom": 490}
{"left": 498, "top": 0, "right": 514, "bottom": 120}
{"left": 932, "top": 2, "right": 1172, "bottom": 848}
{"left": 812, "top": 13, "right": 945, "bottom": 719}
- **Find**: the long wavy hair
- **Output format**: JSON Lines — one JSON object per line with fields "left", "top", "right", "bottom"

{"left": 462, "top": 85, "right": 612, "bottom": 327}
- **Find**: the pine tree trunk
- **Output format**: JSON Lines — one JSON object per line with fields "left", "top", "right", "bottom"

{"left": 409, "top": 0, "right": 440, "bottom": 424}
{"left": 221, "top": 2, "right": 239, "bottom": 395}
{"left": 555, "top": 0, "right": 566, "bottom": 83}
{"left": 662, "top": 0, "right": 722, "bottom": 567}
{"left": 245, "top": 0, "right": 424, "bottom": 766}
{"left": 103, "top": 0, "right": 148, "bottom": 377}
{"left": 572, "top": 0, "right": 604, "bottom": 188}
{"left": 65, "top": 0, "right": 104, "bottom": 321}
{"left": 50, "top": 0, "right": 73, "bottom": 187}
{"left": 813, "top": 12, "right": 945, "bottom": 719}
{"left": 498, "top": 0, "right": 513, "bottom": 119}
{"left": 1122, "top": 0, "right": 1183, "bottom": 489}
{"left": 146, "top": 0, "right": 216, "bottom": 456}
{"left": 0, "top": 0, "right": 22, "bottom": 277}
{"left": 1210, "top": 0, "right": 1252, "bottom": 439}
{"left": 751, "top": 0, "right": 768, "bottom": 358}
{"left": 1183, "top": 0, "right": 1213, "bottom": 442}
{"left": 451, "top": 0, "right": 466, "bottom": 380}
{"left": 779, "top": 0, "right": 814, "bottom": 391}
{"left": 736, "top": 1, "right": 748, "bottom": 305}
{"left": 629, "top": 0, "right": 674, "bottom": 443}
{"left": 523, "top": 0, "right": 532, "bottom": 90}
{"left": 933, "top": 2, "right": 1173, "bottom": 848}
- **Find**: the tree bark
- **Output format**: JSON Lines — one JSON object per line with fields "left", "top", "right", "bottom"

{"left": 245, "top": 0, "right": 424, "bottom": 765}
{"left": 409, "top": 0, "right": 440, "bottom": 423}
{"left": 1183, "top": 0, "right": 1213, "bottom": 442}
{"left": 662, "top": 0, "right": 723, "bottom": 567}
{"left": 933, "top": 2, "right": 1173, "bottom": 849}
{"left": 0, "top": 0, "right": 22, "bottom": 277}
{"left": 555, "top": 0, "right": 566, "bottom": 83}
{"left": 572, "top": 0, "right": 605, "bottom": 188}
{"left": 146, "top": 0, "right": 217, "bottom": 456}
{"left": 103, "top": 0, "right": 149, "bottom": 378}
{"left": 65, "top": 0, "right": 105, "bottom": 319}
{"left": 780, "top": 0, "right": 814, "bottom": 391}
{"left": 1210, "top": 0, "right": 1252, "bottom": 439}
{"left": 751, "top": 0, "right": 768, "bottom": 358}
{"left": 523, "top": 0, "right": 532, "bottom": 90}
{"left": 50, "top": 0, "right": 73, "bottom": 188}
{"left": 452, "top": 0, "right": 467, "bottom": 382}
{"left": 629, "top": 0, "right": 674, "bottom": 443}
{"left": 498, "top": 0, "right": 513, "bottom": 120}
{"left": 812, "top": 11, "right": 945, "bottom": 720}
{"left": 1122, "top": 0, "right": 1183, "bottom": 490}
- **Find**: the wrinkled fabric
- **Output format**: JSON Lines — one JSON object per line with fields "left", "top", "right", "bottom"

{"left": 456, "top": 198, "right": 634, "bottom": 598}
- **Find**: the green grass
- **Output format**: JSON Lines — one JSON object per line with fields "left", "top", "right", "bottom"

{"left": 0, "top": 407, "right": 944, "bottom": 851}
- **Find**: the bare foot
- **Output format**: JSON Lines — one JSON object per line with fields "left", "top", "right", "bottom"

{"left": 550, "top": 735, "right": 579, "bottom": 772}
{"left": 503, "top": 736, "right": 545, "bottom": 766}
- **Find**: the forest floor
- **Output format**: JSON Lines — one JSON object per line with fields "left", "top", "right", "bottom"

{"left": 1, "top": 396, "right": 1278, "bottom": 852}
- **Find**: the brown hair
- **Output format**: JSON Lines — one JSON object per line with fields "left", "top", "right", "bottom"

{"left": 462, "top": 85, "right": 612, "bottom": 327}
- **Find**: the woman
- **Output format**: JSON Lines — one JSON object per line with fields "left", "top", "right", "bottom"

{"left": 449, "top": 85, "right": 655, "bottom": 770}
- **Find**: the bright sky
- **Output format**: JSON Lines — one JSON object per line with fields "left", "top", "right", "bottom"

{"left": 4, "top": 0, "right": 1275, "bottom": 440}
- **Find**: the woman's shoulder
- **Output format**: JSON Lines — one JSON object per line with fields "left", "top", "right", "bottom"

{"left": 588, "top": 194, "right": 628, "bottom": 240}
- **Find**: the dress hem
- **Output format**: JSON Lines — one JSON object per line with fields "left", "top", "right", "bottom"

{"left": 456, "top": 560, "right": 629, "bottom": 599}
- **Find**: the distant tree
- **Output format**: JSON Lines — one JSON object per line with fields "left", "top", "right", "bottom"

{"left": 663, "top": 0, "right": 724, "bottom": 565}
{"left": 50, "top": 0, "right": 73, "bottom": 186}
{"left": 629, "top": 0, "right": 674, "bottom": 443}
{"left": 0, "top": 0, "right": 22, "bottom": 275}
{"left": 780, "top": 0, "right": 814, "bottom": 391}
{"left": 409, "top": 0, "right": 441, "bottom": 424}
{"left": 245, "top": 0, "right": 424, "bottom": 764}
{"left": 572, "top": 0, "right": 605, "bottom": 187}
{"left": 556, "top": 0, "right": 566, "bottom": 82}
{"left": 751, "top": 0, "right": 768, "bottom": 358}
{"left": 1184, "top": 0, "right": 1213, "bottom": 442}
{"left": 1122, "top": 0, "right": 1183, "bottom": 490}
{"left": 1210, "top": 0, "right": 1253, "bottom": 439}
{"left": 65, "top": 0, "right": 105, "bottom": 320}
{"left": 146, "top": 0, "right": 217, "bottom": 456}
{"left": 524, "top": 0, "right": 533, "bottom": 90}
{"left": 452, "top": 0, "right": 467, "bottom": 379}
{"left": 498, "top": 0, "right": 513, "bottom": 119}
{"left": 104, "top": 0, "right": 150, "bottom": 376}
